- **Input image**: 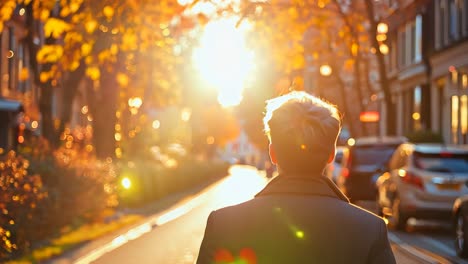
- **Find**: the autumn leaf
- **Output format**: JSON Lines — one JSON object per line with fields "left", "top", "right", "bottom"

{"left": 86, "top": 66, "right": 100, "bottom": 81}
{"left": 103, "top": 6, "right": 114, "bottom": 19}
{"left": 19, "top": 68, "right": 29, "bottom": 81}
{"left": 81, "top": 43, "right": 93, "bottom": 56}
{"left": 116, "top": 73, "right": 129, "bottom": 87}
{"left": 85, "top": 19, "right": 98, "bottom": 34}
{"left": 40, "top": 72, "right": 51, "bottom": 83}
{"left": 44, "top": 18, "right": 71, "bottom": 38}
{"left": 36, "top": 45, "right": 64, "bottom": 63}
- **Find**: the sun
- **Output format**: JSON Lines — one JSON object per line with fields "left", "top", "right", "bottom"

{"left": 192, "top": 17, "right": 255, "bottom": 107}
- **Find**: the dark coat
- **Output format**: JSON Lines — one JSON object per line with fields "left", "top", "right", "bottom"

{"left": 197, "top": 174, "right": 396, "bottom": 264}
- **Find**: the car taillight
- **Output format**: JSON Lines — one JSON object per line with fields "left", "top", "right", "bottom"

{"left": 342, "top": 168, "right": 350, "bottom": 178}
{"left": 400, "top": 170, "right": 424, "bottom": 190}
{"left": 343, "top": 153, "right": 352, "bottom": 178}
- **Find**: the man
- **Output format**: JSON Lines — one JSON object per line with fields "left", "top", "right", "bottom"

{"left": 197, "top": 91, "right": 396, "bottom": 264}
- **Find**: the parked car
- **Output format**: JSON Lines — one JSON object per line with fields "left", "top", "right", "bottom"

{"left": 453, "top": 195, "right": 468, "bottom": 258}
{"left": 336, "top": 136, "right": 407, "bottom": 202}
{"left": 376, "top": 143, "right": 468, "bottom": 230}
{"left": 325, "top": 146, "right": 347, "bottom": 183}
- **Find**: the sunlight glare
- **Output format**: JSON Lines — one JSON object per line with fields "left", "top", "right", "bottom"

{"left": 193, "top": 17, "right": 255, "bottom": 107}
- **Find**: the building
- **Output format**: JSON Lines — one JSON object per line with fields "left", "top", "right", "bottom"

{"left": 430, "top": 0, "right": 468, "bottom": 144}
{"left": 383, "top": 0, "right": 431, "bottom": 137}
{"left": 0, "top": 5, "right": 32, "bottom": 150}
{"left": 383, "top": 0, "right": 468, "bottom": 145}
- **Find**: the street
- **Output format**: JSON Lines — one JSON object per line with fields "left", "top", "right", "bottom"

{"left": 48, "top": 165, "right": 468, "bottom": 264}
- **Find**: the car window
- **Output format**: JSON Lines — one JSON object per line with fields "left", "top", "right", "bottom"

{"left": 335, "top": 152, "right": 343, "bottom": 163}
{"left": 351, "top": 145, "right": 398, "bottom": 168}
{"left": 413, "top": 152, "right": 468, "bottom": 173}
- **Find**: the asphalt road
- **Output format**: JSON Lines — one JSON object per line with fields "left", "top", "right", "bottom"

{"left": 53, "top": 165, "right": 468, "bottom": 264}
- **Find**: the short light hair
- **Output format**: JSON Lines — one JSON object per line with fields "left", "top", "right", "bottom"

{"left": 264, "top": 91, "right": 342, "bottom": 173}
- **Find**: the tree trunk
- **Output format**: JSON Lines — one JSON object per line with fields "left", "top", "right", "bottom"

{"left": 332, "top": 0, "right": 369, "bottom": 137}
{"left": 364, "top": 0, "right": 396, "bottom": 135}
{"left": 38, "top": 78, "right": 56, "bottom": 145}
{"left": 58, "top": 63, "right": 85, "bottom": 136}
{"left": 91, "top": 70, "right": 118, "bottom": 159}
{"left": 25, "top": 2, "right": 60, "bottom": 146}
{"left": 354, "top": 52, "right": 369, "bottom": 136}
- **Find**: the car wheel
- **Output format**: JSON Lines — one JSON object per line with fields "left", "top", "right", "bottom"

{"left": 390, "top": 196, "right": 408, "bottom": 231}
{"left": 455, "top": 208, "right": 468, "bottom": 258}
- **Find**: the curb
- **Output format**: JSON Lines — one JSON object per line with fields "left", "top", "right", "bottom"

{"left": 388, "top": 233, "right": 454, "bottom": 264}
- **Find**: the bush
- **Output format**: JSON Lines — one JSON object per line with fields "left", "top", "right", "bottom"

{"left": 0, "top": 151, "right": 47, "bottom": 260}
{"left": 118, "top": 158, "right": 229, "bottom": 207}
{"left": 405, "top": 130, "right": 444, "bottom": 144}
{"left": 1, "top": 138, "right": 118, "bottom": 261}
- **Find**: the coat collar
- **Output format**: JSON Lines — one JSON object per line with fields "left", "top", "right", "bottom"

{"left": 255, "top": 173, "right": 350, "bottom": 203}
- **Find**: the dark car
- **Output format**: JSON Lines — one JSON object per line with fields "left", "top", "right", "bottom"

{"left": 336, "top": 136, "right": 407, "bottom": 202}
{"left": 453, "top": 194, "right": 468, "bottom": 258}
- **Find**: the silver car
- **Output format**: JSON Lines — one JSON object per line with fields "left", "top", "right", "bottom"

{"left": 376, "top": 143, "right": 468, "bottom": 230}
{"left": 325, "top": 146, "right": 347, "bottom": 184}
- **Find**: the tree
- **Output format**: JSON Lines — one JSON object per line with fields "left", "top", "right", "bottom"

{"left": 1, "top": 0, "right": 199, "bottom": 158}
{"left": 235, "top": 0, "right": 396, "bottom": 136}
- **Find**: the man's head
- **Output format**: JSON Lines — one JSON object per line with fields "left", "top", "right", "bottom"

{"left": 263, "top": 91, "right": 342, "bottom": 174}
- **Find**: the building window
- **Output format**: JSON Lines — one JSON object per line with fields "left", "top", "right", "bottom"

{"left": 413, "top": 86, "right": 422, "bottom": 131}
{"left": 415, "top": 15, "right": 422, "bottom": 62}
{"left": 439, "top": 0, "right": 447, "bottom": 47}
{"left": 398, "top": 29, "right": 406, "bottom": 67}
{"left": 461, "top": 95, "right": 468, "bottom": 144}
{"left": 403, "top": 90, "right": 413, "bottom": 133}
{"left": 451, "top": 95, "right": 459, "bottom": 144}
{"left": 391, "top": 39, "right": 397, "bottom": 71}
{"left": 449, "top": 0, "right": 459, "bottom": 41}
{"left": 437, "top": 80, "right": 445, "bottom": 133}
{"left": 409, "top": 22, "right": 416, "bottom": 63}
{"left": 465, "top": 0, "right": 468, "bottom": 35}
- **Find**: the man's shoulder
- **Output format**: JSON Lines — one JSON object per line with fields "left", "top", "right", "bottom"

{"left": 210, "top": 196, "right": 385, "bottom": 226}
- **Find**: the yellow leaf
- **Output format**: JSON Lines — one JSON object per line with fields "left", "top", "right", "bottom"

{"left": 60, "top": 6, "right": 70, "bottom": 17}
{"left": 64, "top": 32, "right": 82, "bottom": 43}
{"left": 19, "top": 68, "right": 29, "bottom": 81}
{"left": 0, "top": 1, "right": 15, "bottom": 22}
{"left": 121, "top": 30, "right": 138, "bottom": 51}
{"left": 36, "top": 45, "right": 64, "bottom": 63}
{"left": 81, "top": 43, "right": 92, "bottom": 56}
{"left": 351, "top": 43, "right": 359, "bottom": 56}
{"left": 86, "top": 66, "right": 100, "bottom": 81}
{"left": 40, "top": 9, "right": 50, "bottom": 21}
{"left": 69, "top": 61, "right": 80, "bottom": 71}
{"left": 85, "top": 19, "right": 98, "bottom": 34}
{"left": 44, "top": 18, "right": 70, "bottom": 38}
{"left": 116, "top": 73, "right": 129, "bottom": 87}
{"left": 98, "top": 50, "right": 111, "bottom": 63}
{"left": 40, "top": 72, "right": 50, "bottom": 83}
{"left": 70, "top": 2, "right": 80, "bottom": 13}
{"left": 85, "top": 56, "right": 93, "bottom": 65}
{"left": 103, "top": 6, "right": 114, "bottom": 19}
{"left": 110, "top": 44, "right": 118, "bottom": 55}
